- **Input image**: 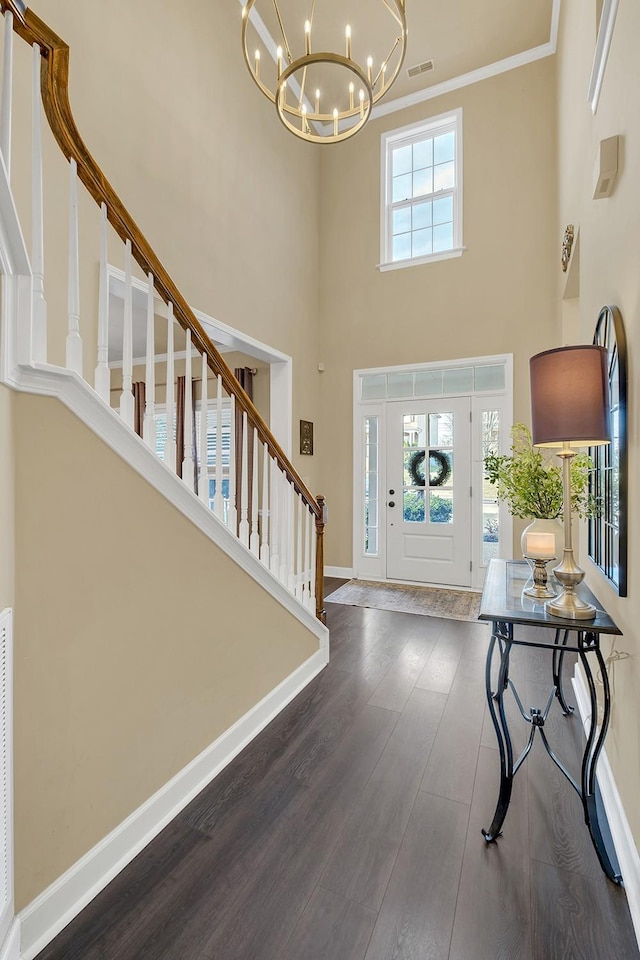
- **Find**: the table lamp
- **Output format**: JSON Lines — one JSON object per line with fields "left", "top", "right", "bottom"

{"left": 529, "top": 345, "right": 610, "bottom": 619}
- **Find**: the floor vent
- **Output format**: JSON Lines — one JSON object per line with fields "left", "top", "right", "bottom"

{"left": 407, "top": 59, "right": 435, "bottom": 79}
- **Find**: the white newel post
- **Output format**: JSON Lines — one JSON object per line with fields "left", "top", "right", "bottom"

{"left": 1, "top": 11, "right": 13, "bottom": 180}
{"left": 164, "top": 303, "right": 176, "bottom": 469}
{"left": 31, "top": 42, "right": 47, "bottom": 363}
{"left": 119, "top": 239, "right": 134, "bottom": 427}
{"left": 250, "top": 428, "right": 260, "bottom": 556}
{"left": 182, "top": 329, "right": 194, "bottom": 489}
{"left": 143, "top": 273, "right": 156, "bottom": 449}
{"left": 66, "top": 158, "right": 83, "bottom": 376}
{"left": 198, "top": 353, "right": 209, "bottom": 504}
{"left": 213, "top": 375, "right": 224, "bottom": 518}
{"left": 260, "top": 441, "right": 270, "bottom": 565}
{"left": 239, "top": 411, "right": 249, "bottom": 546}
{"left": 94, "top": 203, "right": 110, "bottom": 400}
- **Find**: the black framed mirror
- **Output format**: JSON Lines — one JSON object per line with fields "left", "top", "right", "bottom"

{"left": 588, "top": 305, "right": 627, "bottom": 596}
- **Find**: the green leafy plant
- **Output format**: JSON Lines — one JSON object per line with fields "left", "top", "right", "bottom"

{"left": 484, "top": 423, "right": 597, "bottom": 520}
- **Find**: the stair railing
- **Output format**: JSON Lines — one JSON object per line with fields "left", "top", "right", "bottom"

{"left": 0, "top": 1, "right": 326, "bottom": 621}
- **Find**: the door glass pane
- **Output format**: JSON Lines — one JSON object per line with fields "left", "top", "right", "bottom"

{"left": 404, "top": 489, "right": 425, "bottom": 522}
{"left": 475, "top": 363, "right": 506, "bottom": 392}
{"left": 430, "top": 490, "right": 453, "bottom": 523}
{"left": 364, "top": 416, "right": 379, "bottom": 555}
{"left": 429, "top": 450, "right": 453, "bottom": 488}
{"left": 443, "top": 367, "right": 473, "bottom": 394}
{"left": 403, "top": 413, "right": 426, "bottom": 448}
{"left": 361, "top": 375, "right": 386, "bottom": 400}
{"left": 415, "top": 369, "right": 443, "bottom": 396}
{"left": 482, "top": 410, "right": 500, "bottom": 564}
{"left": 428, "top": 412, "right": 453, "bottom": 447}
{"left": 404, "top": 450, "right": 426, "bottom": 486}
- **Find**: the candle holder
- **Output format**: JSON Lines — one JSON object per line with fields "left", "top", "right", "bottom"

{"left": 523, "top": 555, "right": 557, "bottom": 600}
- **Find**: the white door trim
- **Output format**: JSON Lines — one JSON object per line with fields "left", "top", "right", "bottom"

{"left": 353, "top": 354, "right": 513, "bottom": 590}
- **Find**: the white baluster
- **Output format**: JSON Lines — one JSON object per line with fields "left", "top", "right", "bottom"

{"left": 31, "top": 42, "right": 46, "bottom": 363}
{"left": 119, "top": 239, "right": 134, "bottom": 427}
{"left": 287, "top": 480, "right": 296, "bottom": 593}
{"left": 270, "top": 459, "right": 279, "bottom": 575}
{"left": 250, "top": 428, "right": 260, "bottom": 555}
{"left": 239, "top": 411, "right": 250, "bottom": 546}
{"left": 94, "top": 203, "right": 110, "bottom": 400}
{"left": 1, "top": 11, "right": 13, "bottom": 179}
{"left": 143, "top": 273, "right": 156, "bottom": 449}
{"left": 213, "top": 375, "right": 224, "bottom": 518}
{"left": 310, "top": 513, "right": 317, "bottom": 613}
{"left": 296, "top": 497, "right": 304, "bottom": 601}
{"left": 66, "top": 158, "right": 83, "bottom": 376}
{"left": 198, "top": 354, "right": 209, "bottom": 505}
{"left": 164, "top": 303, "right": 176, "bottom": 469}
{"left": 182, "top": 329, "right": 194, "bottom": 489}
{"left": 260, "top": 441, "right": 270, "bottom": 566}
{"left": 304, "top": 506, "right": 312, "bottom": 610}
{"left": 279, "top": 470, "right": 289, "bottom": 587}
{"left": 227, "top": 393, "right": 237, "bottom": 534}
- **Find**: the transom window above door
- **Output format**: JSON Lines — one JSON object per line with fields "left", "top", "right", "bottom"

{"left": 380, "top": 109, "right": 463, "bottom": 271}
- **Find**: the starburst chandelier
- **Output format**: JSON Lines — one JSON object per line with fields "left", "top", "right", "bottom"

{"left": 241, "top": 0, "right": 407, "bottom": 144}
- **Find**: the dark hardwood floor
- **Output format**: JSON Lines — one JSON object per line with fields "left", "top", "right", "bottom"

{"left": 37, "top": 579, "right": 639, "bottom": 960}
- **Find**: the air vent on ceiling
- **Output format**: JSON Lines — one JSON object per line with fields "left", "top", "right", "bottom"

{"left": 407, "top": 59, "right": 434, "bottom": 79}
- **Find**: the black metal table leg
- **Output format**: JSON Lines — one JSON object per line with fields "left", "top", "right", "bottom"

{"left": 552, "top": 628, "right": 574, "bottom": 715}
{"left": 482, "top": 621, "right": 514, "bottom": 842}
{"left": 579, "top": 632, "right": 623, "bottom": 884}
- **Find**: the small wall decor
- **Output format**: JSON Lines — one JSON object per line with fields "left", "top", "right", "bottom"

{"left": 407, "top": 449, "right": 452, "bottom": 487}
{"left": 561, "top": 224, "right": 574, "bottom": 273}
{"left": 300, "top": 420, "right": 314, "bottom": 455}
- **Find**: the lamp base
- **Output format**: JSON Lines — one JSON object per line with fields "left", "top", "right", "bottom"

{"left": 545, "top": 588, "right": 597, "bottom": 620}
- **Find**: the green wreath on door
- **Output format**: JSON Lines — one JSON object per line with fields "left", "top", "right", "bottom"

{"left": 407, "top": 449, "right": 452, "bottom": 487}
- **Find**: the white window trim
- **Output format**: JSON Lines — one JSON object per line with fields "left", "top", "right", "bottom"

{"left": 379, "top": 108, "right": 464, "bottom": 271}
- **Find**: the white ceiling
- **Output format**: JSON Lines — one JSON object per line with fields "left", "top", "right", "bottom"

{"left": 240, "top": 0, "right": 556, "bottom": 117}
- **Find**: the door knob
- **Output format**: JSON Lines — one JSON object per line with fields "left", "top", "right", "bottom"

{"left": 388, "top": 500, "right": 395, "bottom": 508}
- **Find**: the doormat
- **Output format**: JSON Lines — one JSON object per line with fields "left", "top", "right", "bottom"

{"left": 325, "top": 579, "right": 482, "bottom": 622}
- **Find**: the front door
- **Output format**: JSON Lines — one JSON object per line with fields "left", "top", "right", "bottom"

{"left": 386, "top": 397, "right": 471, "bottom": 586}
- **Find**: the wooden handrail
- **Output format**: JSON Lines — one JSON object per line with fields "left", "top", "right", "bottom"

{"left": 1, "top": 1, "right": 321, "bottom": 522}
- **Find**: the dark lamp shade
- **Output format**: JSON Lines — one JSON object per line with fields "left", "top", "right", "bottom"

{"left": 530, "top": 345, "right": 610, "bottom": 448}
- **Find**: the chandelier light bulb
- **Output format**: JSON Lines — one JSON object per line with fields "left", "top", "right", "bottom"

{"left": 315, "top": 89, "right": 321, "bottom": 114}
{"left": 333, "top": 107, "right": 339, "bottom": 136}
{"left": 304, "top": 20, "right": 311, "bottom": 55}
{"left": 367, "top": 55, "right": 373, "bottom": 83}
{"left": 345, "top": 24, "right": 352, "bottom": 59}
{"left": 254, "top": 48, "right": 260, "bottom": 77}
{"left": 276, "top": 45, "right": 283, "bottom": 76}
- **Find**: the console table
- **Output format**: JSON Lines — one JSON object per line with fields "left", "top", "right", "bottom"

{"left": 479, "top": 559, "right": 622, "bottom": 884}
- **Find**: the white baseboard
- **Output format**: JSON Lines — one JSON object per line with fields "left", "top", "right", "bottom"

{"left": 325, "top": 566, "right": 353, "bottom": 580}
{"left": 0, "top": 921, "right": 20, "bottom": 960}
{"left": 572, "top": 665, "right": 640, "bottom": 949}
{"left": 18, "top": 649, "right": 328, "bottom": 960}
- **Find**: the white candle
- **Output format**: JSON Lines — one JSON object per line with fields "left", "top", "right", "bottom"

{"left": 345, "top": 25, "right": 351, "bottom": 59}
{"left": 304, "top": 20, "right": 311, "bottom": 55}
{"left": 367, "top": 56, "right": 373, "bottom": 84}
{"left": 349, "top": 82, "right": 354, "bottom": 110}
{"left": 254, "top": 49, "right": 260, "bottom": 78}
{"left": 525, "top": 531, "right": 555, "bottom": 559}
{"left": 276, "top": 45, "right": 283, "bottom": 77}
{"left": 333, "top": 107, "right": 339, "bottom": 137}
{"left": 359, "top": 88, "right": 365, "bottom": 118}
{"left": 315, "top": 89, "right": 320, "bottom": 114}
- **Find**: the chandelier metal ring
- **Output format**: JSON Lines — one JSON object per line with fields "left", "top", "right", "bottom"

{"left": 241, "top": 0, "right": 407, "bottom": 144}
{"left": 276, "top": 54, "right": 373, "bottom": 144}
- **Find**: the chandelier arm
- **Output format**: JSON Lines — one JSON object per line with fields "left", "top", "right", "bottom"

{"left": 382, "top": 0, "right": 405, "bottom": 28}
{"left": 271, "top": 0, "right": 293, "bottom": 64}
{"left": 372, "top": 35, "right": 401, "bottom": 90}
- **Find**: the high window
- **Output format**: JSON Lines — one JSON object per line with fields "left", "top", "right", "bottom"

{"left": 380, "top": 109, "right": 463, "bottom": 271}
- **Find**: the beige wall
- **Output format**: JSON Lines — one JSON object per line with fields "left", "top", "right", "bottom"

{"left": 0, "top": 384, "right": 14, "bottom": 610}
{"left": 557, "top": 0, "right": 640, "bottom": 844}
{"left": 317, "top": 58, "right": 559, "bottom": 567}
{"left": 13, "top": 393, "right": 317, "bottom": 909}
{"left": 8, "top": 0, "right": 322, "bottom": 491}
